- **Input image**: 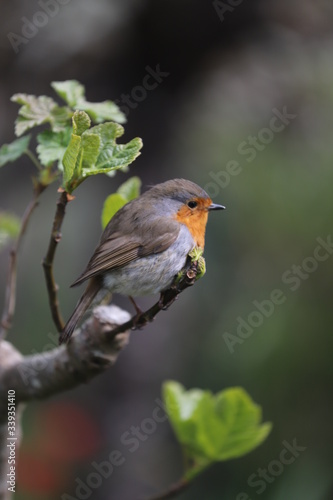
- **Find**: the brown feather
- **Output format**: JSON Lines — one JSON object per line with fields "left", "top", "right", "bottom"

{"left": 71, "top": 217, "right": 180, "bottom": 287}
{"left": 60, "top": 277, "right": 101, "bottom": 344}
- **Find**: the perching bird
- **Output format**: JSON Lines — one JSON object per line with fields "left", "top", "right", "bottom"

{"left": 60, "top": 179, "right": 225, "bottom": 343}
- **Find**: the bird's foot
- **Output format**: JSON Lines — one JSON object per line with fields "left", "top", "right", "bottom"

{"left": 129, "top": 296, "right": 148, "bottom": 330}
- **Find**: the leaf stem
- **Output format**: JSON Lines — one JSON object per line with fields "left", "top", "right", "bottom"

{"left": 42, "top": 190, "right": 69, "bottom": 332}
{"left": 24, "top": 149, "right": 42, "bottom": 171}
{"left": 0, "top": 183, "right": 45, "bottom": 339}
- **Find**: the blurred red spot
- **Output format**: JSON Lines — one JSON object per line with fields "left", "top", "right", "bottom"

{"left": 18, "top": 452, "right": 63, "bottom": 493}
{"left": 36, "top": 402, "right": 101, "bottom": 461}
{"left": 17, "top": 402, "right": 101, "bottom": 494}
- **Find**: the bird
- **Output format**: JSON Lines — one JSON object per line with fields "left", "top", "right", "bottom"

{"left": 59, "top": 178, "right": 225, "bottom": 344}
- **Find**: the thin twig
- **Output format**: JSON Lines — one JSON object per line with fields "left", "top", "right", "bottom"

{"left": 145, "top": 478, "right": 189, "bottom": 500}
{"left": 0, "top": 184, "right": 45, "bottom": 339}
{"left": 42, "top": 190, "right": 70, "bottom": 332}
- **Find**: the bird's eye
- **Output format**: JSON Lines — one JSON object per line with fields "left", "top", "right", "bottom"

{"left": 187, "top": 200, "right": 198, "bottom": 209}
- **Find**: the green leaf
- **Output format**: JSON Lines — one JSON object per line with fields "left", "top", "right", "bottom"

{"left": 62, "top": 115, "right": 143, "bottom": 191}
{"left": 80, "top": 133, "right": 101, "bottom": 171}
{"left": 72, "top": 110, "right": 91, "bottom": 136}
{"left": 101, "top": 193, "right": 127, "bottom": 229}
{"left": 77, "top": 101, "right": 126, "bottom": 124}
{"left": 51, "top": 79, "right": 126, "bottom": 124}
{"left": 50, "top": 106, "right": 72, "bottom": 131}
{"left": 51, "top": 80, "right": 85, "bottom": 107}
{"left": 36, "top": 128, "right": 71, "bottom": 169}
{"left": 11, "top": 93, "right": 71, "bottom": 136}
{"left": 62, "top": 134, "right": 81, "bottom": 186}
{"left": 84, "top": 123, "right": 142, "bottom": 174}
{"left": 117, "top": 176, "right": 141, "bottom": 201}
{"left": 163, "top": 382, "right": 272, "bottom": 480}
{"left": 0, "top": 212, "right": 21, "bottom": 250}
{"left": 211, "top": 390, "right": 271, "bottom": 460}
{"left": 90, "top": 122, "right": 124, "bottom": 169}
{"left": 0, "top": 135, "right": 31, "bottom": 167}
{"left": 101, "top": 177, "right": 141, "bottom": 229}
{"left": 62, "top": 111, "right": 99, "bottom": 190}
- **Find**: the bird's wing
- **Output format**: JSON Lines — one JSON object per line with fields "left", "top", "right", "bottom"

{"left": 71, "top": 218, "right": 180, "bottom": 286}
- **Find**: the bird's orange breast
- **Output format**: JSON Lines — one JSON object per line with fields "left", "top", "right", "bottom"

{"left": 174, "top": 197, "right": 212, "bottom": 249}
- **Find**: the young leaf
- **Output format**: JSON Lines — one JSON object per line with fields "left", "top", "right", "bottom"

{"left": 72, "top": 110, "right": 91, "bottom": 136}
{"left": 36, "top": 129, "right": 71, "bottom": 169}
{"left": 80, "top": 133, "right": 101, "bottom": 171}
{"left": 101, "top": 176, "right": 141, "bottom": 228}
{"left": 163, "top": 382, "right": 272, "bottom": 480}
{"left": 77, "top": 101, "right": 126, "bottom": 125}
{"left": 101, "top": 193, "right": 127, "bottom": 229}
{"left": 85, "top": 122, "right": 124, "bottom": 152}
{"left": 117, "top": 176, "right": 141, "bottom": 201}
{"left": 51, "top": 80, "right": 85, "bottom": 107}
{"left": 62, "top": 111, "right": 98, "bottom": 189}
{"left": 210, "top": 389, "right": 272, "bottom": 460}
{"left": 62, "top": 113, "right": 142, "bottom": 191}
{"left": 51, "top": 79, "right": 126, "bottom": 124}
{"left": 62, "top": 134, "right": 81, "bottom": 186}
{"left": 0, "top": 135, "right": 31, "bottom": 167}
{"left": 0, "top": 212, "right": 21, "bottom": 250}
{"left": 11, "top": 94, "right": 71, "bottom": 136}
{"left": 83, "top": 123, "right": 142, "bottom": 176}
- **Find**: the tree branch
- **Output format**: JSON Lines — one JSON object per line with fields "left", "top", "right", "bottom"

{"left": 0, "top": 183, "right": 45, "bottom": 340}
{"left": 42, "top": 190, "right": 71, "bottom": 332}
{"left": 0, "top": 305, "right": 131, "bottom": 409}
{"left": 145, "top": 478, "right": 189, "bottom": 500}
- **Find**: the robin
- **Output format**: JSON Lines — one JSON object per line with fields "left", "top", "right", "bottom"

{"left": 60, "top": 178, "right": 225, "bottom": 344}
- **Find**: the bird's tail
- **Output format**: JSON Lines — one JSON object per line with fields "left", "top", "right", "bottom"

{"left": 59, "top": 278, "right": 101, "bottom": 345}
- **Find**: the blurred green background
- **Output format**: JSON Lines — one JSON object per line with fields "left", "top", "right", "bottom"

{"left": 1, "top": 1, "right": 333, "bottom": 499}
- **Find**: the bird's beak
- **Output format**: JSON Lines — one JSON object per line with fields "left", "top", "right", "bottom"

{"left": 208, "top": 203, "right": 225, "bottom": 211}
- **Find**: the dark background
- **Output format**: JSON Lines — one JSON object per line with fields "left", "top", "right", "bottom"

{"left": 1, "top": 1, "right": 333, "bottom": 499}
